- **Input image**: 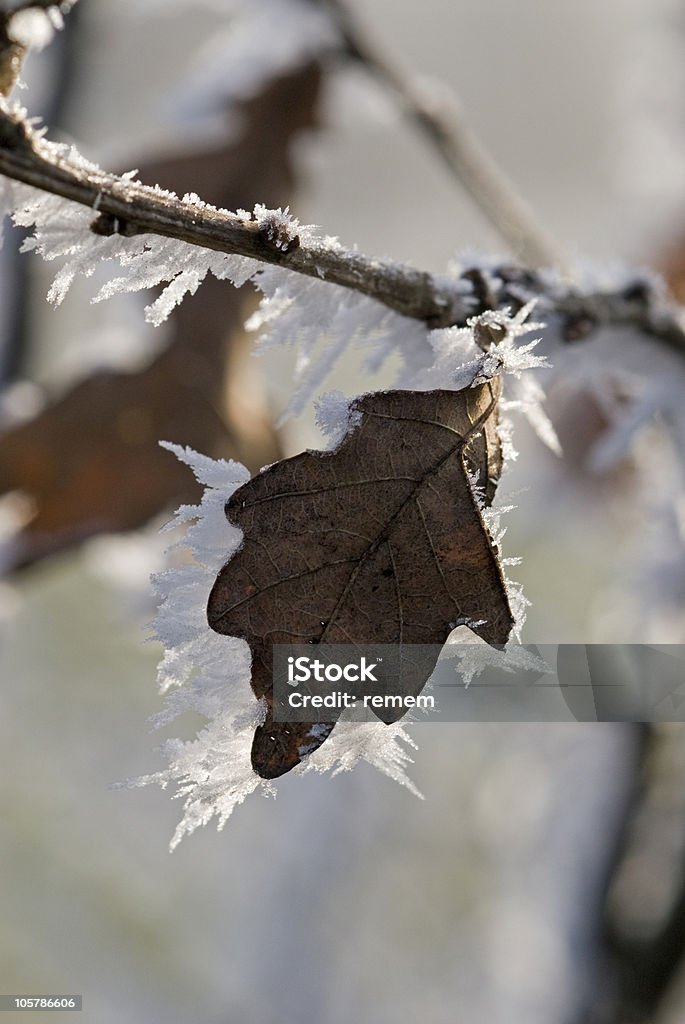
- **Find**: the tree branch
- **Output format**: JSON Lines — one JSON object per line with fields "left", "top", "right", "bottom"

{"left": 322, "top": 0, "right": 568, "bottom": 272}
{"left": 0, "top": 104, "right": 479, "bottom": 327}
{"left": 1, "top": 104, "right": 685, "bottom": 356}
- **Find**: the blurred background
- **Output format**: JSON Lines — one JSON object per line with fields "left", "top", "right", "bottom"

{"left": 2, "top": 1, "right": 685, "bottom": 1021}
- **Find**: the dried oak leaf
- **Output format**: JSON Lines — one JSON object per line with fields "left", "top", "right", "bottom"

{"left": 208, "top": 379, "right": 514, "bottom": 779}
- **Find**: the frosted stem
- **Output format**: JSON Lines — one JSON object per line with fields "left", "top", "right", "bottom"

{"left": 0, "top": 105, "right": 684, "bottom": 356}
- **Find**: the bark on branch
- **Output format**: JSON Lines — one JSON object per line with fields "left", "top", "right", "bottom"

{"left": 1, "top": 103, "right": 685, "bottom": 356}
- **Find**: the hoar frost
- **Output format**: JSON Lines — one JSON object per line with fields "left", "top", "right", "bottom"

{"left": 133, "top": 444, "right": 420, "bottom": 849}
{"left": 0, "top": 110, "right": 560, "bottom": 840}
{"left": 132, "top": 301, "right": 546, "bottom": 843}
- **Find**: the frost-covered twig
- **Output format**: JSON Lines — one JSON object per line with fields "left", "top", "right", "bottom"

{"left": 0, "top": 104, "right": 464, "bottom": 326}
{"left": 2, "top": 103, "right": 685, "bottom": 358}
{"left": 321, "top": 0, "right": 567, "bottom": 271}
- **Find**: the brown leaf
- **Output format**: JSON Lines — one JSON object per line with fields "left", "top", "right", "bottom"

{"left": 207, "top": 380, "right": 513, "bottom": 779}
{"left": 0, "top": 330, "right": 274, "bottom": 566}
{"left": 657, "top": 229, "right": 685, "bottom": 305}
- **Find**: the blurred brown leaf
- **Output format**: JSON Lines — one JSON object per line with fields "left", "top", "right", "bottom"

{"left": 0, "top": 62, "right": 322, "bottom": 569}
{"left": 658, "top": 229, "right": 685, "bottom": 305}
{"left": 207, "top": 381, "right": 513, "bottom": 778}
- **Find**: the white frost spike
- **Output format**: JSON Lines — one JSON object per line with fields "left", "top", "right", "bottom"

{"left": 247, "top": 259, "right": 432, "bottom": 424}
{"left": 467, "top": 465, "right": 528, "bottom": 641}
{"left": 470, "top": 304, "right": 561, "bottom": 455}
{"left": 134, "top": 444, "right": 420, "bottom": 847}
{"left": 423, "top": 301, "right": 548, "bottom": 387}
{"left": 442, "top": 634, "right": 550, "bottom": 686}
{"left": 306, "top": 721, "right": 423, "bottom": 799}
{"left": 253, "top": 203, "right": 301, "bottom": 251}
{"left": 501, "top": 375, "right": 562, "bottom": 457}
{"left": 468, "top": 302, "right": 550, "bottom": 380}
{"left": 314, "top": 390, "right": 361, "bottom": 448}
{"left": 417, "top": 301, "right": 561, "bottom": 455}
{"left": 0, "top": 109, "right": 264, "bottom": 322}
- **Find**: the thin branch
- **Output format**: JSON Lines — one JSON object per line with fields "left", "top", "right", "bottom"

{"left": 586, "top": 729, "right": 685, "bottom": 1024}
{"left": 565, "top": 724, "right": 653, "bottom": 1024}
{"left": 0, "top": 105, "right": 476, "bottom": 327}
{"left": 322, "top": 0, "right": 568, "bottom": 272}
{"left": 1, "top": 104, "right": 685, "bottom": 357}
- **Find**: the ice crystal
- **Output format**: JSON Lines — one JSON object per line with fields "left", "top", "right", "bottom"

{"left": 132, "top": 444, "right": 420, "bottom": 847}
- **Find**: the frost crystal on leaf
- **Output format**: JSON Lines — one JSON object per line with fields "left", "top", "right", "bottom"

{"left": 134, "top": 444, "right": 420, "bottom": 847}
{"left": 441, "top": 633, "right": 550, "bottom": 686}
{"left": 407, "top": 301, "right": 556, "bottom": 645}
{"left": 314, "top": 389, "right": 359, "bottom": 447}
{"left": 419, "top": 301, "right": 561, "bottom": 456}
